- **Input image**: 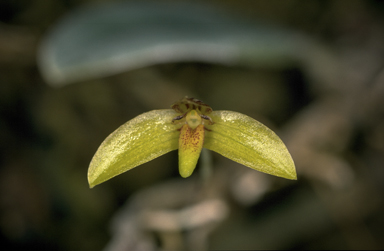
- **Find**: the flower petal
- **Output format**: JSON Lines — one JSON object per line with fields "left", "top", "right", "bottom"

{"left": 204, "top": 111, "right": 296, "bottom": 180}
{"left": 178, "top": 124, "right": 205, "bottom": 178}
{"left": 88, "top": 109, "right": 179, "bottom": 188}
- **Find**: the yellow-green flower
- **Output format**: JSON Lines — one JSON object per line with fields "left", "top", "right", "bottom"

{"left": 88, "top": 97, "right": 296, "bottom": 188}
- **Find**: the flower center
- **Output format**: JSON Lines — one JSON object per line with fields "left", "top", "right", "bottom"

{"left": 186, "top": 110, "right": 202, "bottom": 129}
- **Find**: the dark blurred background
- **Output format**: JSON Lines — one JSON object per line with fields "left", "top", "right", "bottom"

{"left": 1, "top": 0, "right": 384, "bottom": 250}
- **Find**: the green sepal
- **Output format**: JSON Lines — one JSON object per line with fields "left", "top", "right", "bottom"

{"left": 88, "top": 109, "right": 179, "bottom": 188}
{"left": 178, "top": 124, "right": 205, "bottom": 178}
{"left": 204, "top": 111, "right": 296, "bottom": 180}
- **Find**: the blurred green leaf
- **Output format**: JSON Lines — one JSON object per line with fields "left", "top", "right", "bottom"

{"left": 38, "top": 1, "right": 301, "bottom": 86}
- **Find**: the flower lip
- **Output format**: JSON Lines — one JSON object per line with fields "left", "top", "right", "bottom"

{"left": 178, "top": 123, "right": 205, "bottom": 178}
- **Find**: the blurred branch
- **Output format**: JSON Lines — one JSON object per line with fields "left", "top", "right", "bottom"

{"left": 104, "top": 178, "right": 228, "bottom": 251}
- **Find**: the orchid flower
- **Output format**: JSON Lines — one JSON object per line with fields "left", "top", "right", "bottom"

{"left": 88, "top": 97, "right": 296, "bottom": 188}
